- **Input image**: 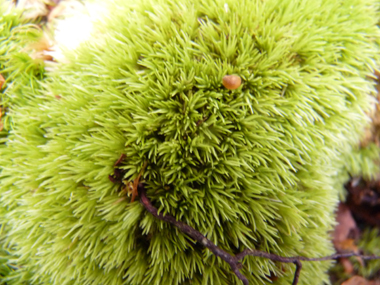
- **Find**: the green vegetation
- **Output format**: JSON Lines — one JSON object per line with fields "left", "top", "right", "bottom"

{"left": 1, "top": 0, "right": 380, "bottom": 284}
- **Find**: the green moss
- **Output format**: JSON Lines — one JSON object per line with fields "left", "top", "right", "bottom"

{"left": 0, "top": 227, "right": 14, "bottom": 284}
{"left": 0, "top": 2, "right": 47, "bottom": 284}
{"left": 0, "top": 0, "right": 380, "bottom": 284}
{"left": 0, "top": 0, "right": 45, "bottom": 136}
{"left": 346, "top": 144, "right": 380, "bottom": 180}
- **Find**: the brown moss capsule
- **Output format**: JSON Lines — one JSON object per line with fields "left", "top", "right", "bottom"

{"left": 222, "top": 75, "right": 242, "bottom": 90}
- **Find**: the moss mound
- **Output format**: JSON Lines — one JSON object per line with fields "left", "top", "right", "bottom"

{"left": 1, "top": 0, "right": 380, "bottom": 284}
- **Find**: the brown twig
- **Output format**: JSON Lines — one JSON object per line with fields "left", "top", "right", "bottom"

{"left": 108, "top": 154, "right": 127, "bottom": 183}
{"left": 131, "top": 161, "right": 148, "bottom": 202}
{"left": 138, "top": 185, "right": 380, "bottom": 285}
{"left": 114, "top": 153, "right": 126, "bottom": 166}
{"left": 196, "top": 116, "right": 208, "bottom": 127}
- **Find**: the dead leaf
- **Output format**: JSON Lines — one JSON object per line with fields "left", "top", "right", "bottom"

{"left": 333, "top": 203, "right": 359, "bottom": 250}
{"left": 339, "top": 239, "right": 359, "bottom": 252}
{"left": 342, "top": 276, "right": 368, "bottom": 285}
{"left": 333, "top": 203, "right": 362, "bottom": 274}
{"left": 342, "top": 276, "right": 380, "bottom": 285}
{"left": 337, "top": 239, "right": 364, "bottom": 267}
{"left": 28, "top": 32, "right": 54, "bottom": 62}
{"left": 340, "top": 257, "right": 355, "bottom": 275}
{"left": 16, "top": 0, "right": 49, "bottom": 19}
{"left": 47, "top": 1, "right": 67, "bottom": 22}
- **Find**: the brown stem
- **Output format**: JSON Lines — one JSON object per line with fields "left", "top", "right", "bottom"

{"left": 131, "top": 161, "right": 148, "bottom": 202}
{"left": 292, "top": 261, "right": 302, "bottom": 285}
{"left": 138, "top": 185, "right": 380, "bottom": 285}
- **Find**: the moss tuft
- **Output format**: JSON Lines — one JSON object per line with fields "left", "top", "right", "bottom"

{"left": 1, "top": 0, "right": 380, "bottom": 284}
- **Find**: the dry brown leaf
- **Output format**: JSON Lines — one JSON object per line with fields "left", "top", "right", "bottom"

{"left": 338, "top": 239, "right": 364, "bottom": 267}
{"left": 339, "top": 239, "right": 359, "bottom": 252}
{"left": 333, "top": 203, "right": 362, "bottom": 274}
{"left": 16, "top": 0, "right": 49, "bottom": 19}
{"left": 333, "top": 203, "right": 358, "bottom": 250}
{"left": 28, "top": 32, "right": 54, "bottom": 62}
{"left": 341, "top": 257, "right": 355, "bottom": 274}
{"left": 47, "top": 1, "right": 68, "bottom": 23}
{"left": 342, "top": 276, "right": 368, "bottom": 285}
{"left": 342, "top": 276, "right": 380, "bottom": 285}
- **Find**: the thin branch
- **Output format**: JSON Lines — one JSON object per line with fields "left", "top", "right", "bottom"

{"left": 292, "top": 261, "right": 302, "bottom": 285}
{"left": 138, "top": 185, "right": 380, "bottom": 284}
{"left": 139, "top": 184, "right": 249, "bottom": 284}
{"left": 131, "top": 161, "right": 148, "bottom": 202}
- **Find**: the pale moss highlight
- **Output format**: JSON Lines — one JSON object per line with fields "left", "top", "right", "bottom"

{"left": 0, "top": 0, "right": 380, "bottom": 284}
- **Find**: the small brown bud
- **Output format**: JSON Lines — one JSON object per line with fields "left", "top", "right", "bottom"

{"left": 0, "top": 74, "right": 5, "bottom": 90}
{"left": 222, "top": 75, "right": 241, "bottom": 90}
